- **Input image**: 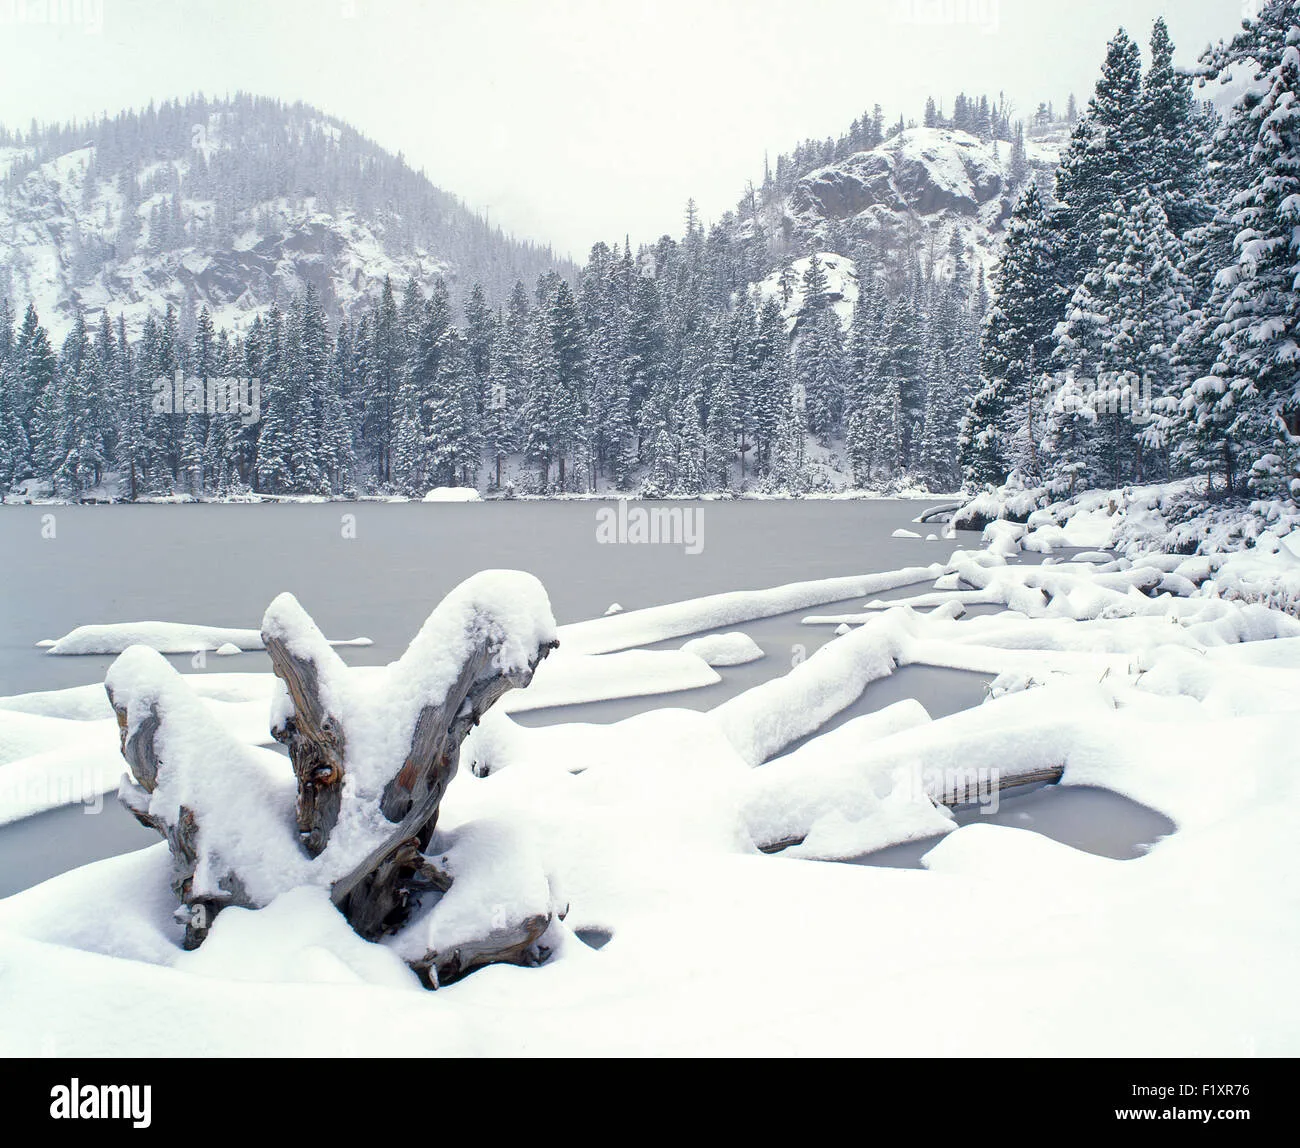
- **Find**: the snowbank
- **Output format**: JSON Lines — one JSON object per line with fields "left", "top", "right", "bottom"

{"left": 954, "top": 480, "right": 1300, "bottom": 617}
{"left": 679, "top": 633, "right": 764, "bottom": 666}
{"left": 560, "top": 566, "right": 944, "bottom": 654}
{"left": 43, "top": 621, "right": 373, "bottom": 656}
{"left": 423, "top": 487, "right": 482, "bottom": 502}
{"left": 3, "top": 537, "right": 1300, "bottom": 1056}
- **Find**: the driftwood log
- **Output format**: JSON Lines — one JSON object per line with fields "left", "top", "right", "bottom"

{"left": 755, "top": 760, "right": 1066, "bottom": 854}
{"left": 106, "top": 575, "right": 559, "bottom": 984}
{"left": 107, "top": 675, "right": 257, "bottom": 950}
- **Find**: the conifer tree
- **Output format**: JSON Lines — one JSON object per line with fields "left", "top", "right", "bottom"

{"left": 1212, "top": 36, "right": 1300, "bottom": 498}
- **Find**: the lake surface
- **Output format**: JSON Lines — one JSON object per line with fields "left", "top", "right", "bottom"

{"left": 0, "top": 499, "right": 962, "bottom": 696}
{"left": 847, "top": 783, "right": 1176, "bottom": 869}
{"left": 0, "top": 499, "right": 1162, "bottom": 897}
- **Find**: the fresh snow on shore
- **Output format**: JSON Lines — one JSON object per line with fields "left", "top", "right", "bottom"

{"left": 1, "top": 501, "right": 1298, "bottom": 1056}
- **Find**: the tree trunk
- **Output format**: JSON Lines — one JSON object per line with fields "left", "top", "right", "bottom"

{"left": 106, "top": 575, "right": 561, "bottom": 984}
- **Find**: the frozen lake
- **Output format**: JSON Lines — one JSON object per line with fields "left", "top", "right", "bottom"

{"left": 0, "top": 499, "right": 1172, "bottom": 897}
{"left": 0, "top": 499, "right": 959, "bottom": 696}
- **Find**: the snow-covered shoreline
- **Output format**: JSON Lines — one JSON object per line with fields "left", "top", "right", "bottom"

{"left": 950, "top": 479, "right": 1300, "bottom": 617}
{"left": 2, "top": 499, "right": 1299, "bottom": 1055}
{"left": 2, "top": 486, "right": 965, "bottom": 507}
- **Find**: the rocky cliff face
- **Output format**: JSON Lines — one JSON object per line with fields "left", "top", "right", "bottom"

{"left": 778, "top": 125, "right": 1066, "bottom": 281}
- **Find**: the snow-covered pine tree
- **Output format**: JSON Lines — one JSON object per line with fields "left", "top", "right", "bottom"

{"left": 22, "top": 305, "right": 61, "bottom": 485}
{"left": 1008, "top": 121, "right": 1029, "bottom": 190}
{"left": 845, "top": 278, "right": 884, "bottom": 487}
{"left": 1046, "top": 207, "right": 1125, "bottom": 490}
{"left": 463, "top": 282, "right": 495, "bottom": 415}
{"left": 390, "top": 377, "right": 425, "bottom": 495}
{"left": 877, "top": 295, "right": 922, "bottom": 475}
{"left": 766, "top": 386, "right": 811, "bottom": 494}
{"left": 523, "top": 277, "right": 562, "bottom": 491}
{"left": 1054, "top": 27, "right": 1146, "bottom": 286}
{"left": 290, "top": 285, "right": 331, "bottom": 493}
{"left": 1119, "top": 193, "right": 1192, "bottom": 481}
{"left": 317, "top": 318, "right": 356, "bottom": 494}
{"left": 1143, "top": 17, "right": 1202, "bottom": 237}
{"left": 723, "top": 302, "right": 756, "bottom": 482}
{"left": 362, "top": 278, "right": 403, "bottom": 485}
{"left": 0, "top": 301, "right": 29, "bottom": 492}
{"left": 483, "top": 281, "right": 529, "bottom": 490}
{"left": 625, "top": 271, "right": 666, "bottom": 464}
{"left": 1044, "top": 193, "right": 1189, "bottom": 490}
{"left": 797, "top": 303, "right": 847, "bottom": 444}
{"left": 255, "top": 305, "right": 294, "bottom": 494}
{"left": 547, "top": 279, "right": 587, "bottom": 491}
{"left": 749, "top": 297, "right": 790, "bottom": 476}
{"left": 1213, "top": 33, "right": 1300, "bottom": 500}
{"left": 423, "top": 328, "right": 481, "bottom": 488}
{"left": 960, "top": 182, "right": 1068, "bottom": 485}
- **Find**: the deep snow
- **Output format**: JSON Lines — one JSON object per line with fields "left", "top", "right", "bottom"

{"left": 0, "top": 493, "right": 1297, "bottom": 1056}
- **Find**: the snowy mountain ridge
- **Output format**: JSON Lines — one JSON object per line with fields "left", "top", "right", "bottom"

{"left": 765, "top": 124, "right": 1066, "bottom": 286}
{"left": 0, "top": 96, "right": 573, "bottom": 340}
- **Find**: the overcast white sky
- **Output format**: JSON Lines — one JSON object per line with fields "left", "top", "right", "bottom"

{"left": 0, "top": 0, "right": 1249, "bottom": 259}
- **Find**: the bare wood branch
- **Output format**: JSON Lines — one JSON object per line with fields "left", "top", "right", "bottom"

{"left": 411, "top": 912, "right": 552, "bottom": 989}
{"left": 105, "top": 684, "right": 251, "bottom": 949}
{"left": 754, "top": 761, "right": 1067, "bottom": 854}
{"left": 264, "top": 631, "right": 347, "bottom": 857}
{"left": 108, "top": 580, "right": 561, "bottom": 983}
{"left": 335, "top": 637, "right": 559, "bottom": 940}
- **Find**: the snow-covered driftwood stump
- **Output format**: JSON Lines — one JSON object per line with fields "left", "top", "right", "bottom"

{"left": 104, "top": 571, "right": 559, "bottom": 987}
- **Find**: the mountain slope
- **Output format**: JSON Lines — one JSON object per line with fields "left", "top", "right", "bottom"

{"left": 770, "top": 124, "right": 1066, "bottom": 284}
{"left": 0, "top": 94, "right": 574, "bottom": 339}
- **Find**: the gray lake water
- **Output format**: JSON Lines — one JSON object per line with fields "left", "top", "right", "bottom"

{"left": 0, "top": 500, "right": 1170, "bottom": 897}
{"left": 0, "top": 499, "right": 963, "bottom": 696}
{"left": 847, "top": 783, "right": 1175, "bottom": 869}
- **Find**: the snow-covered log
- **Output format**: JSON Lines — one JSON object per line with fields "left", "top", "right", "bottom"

{"left": 744, "top": 686, "right": 1096, "bottom": 858}
{"left": 263, "top": 574, "right": 560, "bottom": 942}
{"left": 105, "top": 571, "right": 560, "bottom": 980}
{"left": 105, "top": 646, "right": 304, "bottom": 949}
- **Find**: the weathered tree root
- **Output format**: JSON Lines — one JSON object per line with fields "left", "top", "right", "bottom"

{"left": 106, "top": 575, "right": 560, "bottom": 982}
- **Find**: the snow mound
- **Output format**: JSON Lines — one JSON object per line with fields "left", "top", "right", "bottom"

{"left": 500, "top": 649, "right": 718, "bottom": 712}
{"left": 423, "top": 487, "right": 481, "bottom": 502}
{"left": 384, "top": 820, "right": 554, "bottom": 974}
{"left": 6, "top": 539, "right": 1300, "bottom": 1056}
{"left": 179, "top": 887, "right": 420, "bottom": 990}
{"left": 679, "top": 633, "right": 764, "bottom": 666}
{"left": 43, "top": 621, "right": 372, "bottom": 656}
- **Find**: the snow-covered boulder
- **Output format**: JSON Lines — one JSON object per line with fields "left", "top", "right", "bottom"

{"left": 680, "top": 632, "right": 764, "bottom": 666}
{"left": 423, "top": 487, "right": 481, "bottom": 502}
